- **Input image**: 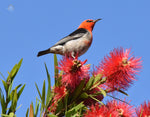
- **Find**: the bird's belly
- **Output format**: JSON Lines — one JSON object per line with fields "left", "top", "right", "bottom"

{"left": 64, "top": 39, "right": 91, "bottom": 57}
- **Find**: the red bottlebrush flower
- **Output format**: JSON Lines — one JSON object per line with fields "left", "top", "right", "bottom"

{"left": 48, "top": 102, "right": 57, "bottom": 114}
{"left": 48, "top": 86, "right": 66, "bottom": 113}
{"left": 57, "top": 56, "right": 90, "bottom": 90}
{"left": 84, "top": 99, "right": 135, "bottom": 117}
{"left": 96, "top": 47, "right": 142, "bottom": 90}
{"left": 84, "top": 103, "right": 108, "bottom": 117}
{"left": 106, "top": 99, "right": 135, "bottom": 117}
{"left": 136, "top": 101, "right": 150, "bottom": 117}
{"left": 53, "top": 85, "right": 67, "bottom": 102}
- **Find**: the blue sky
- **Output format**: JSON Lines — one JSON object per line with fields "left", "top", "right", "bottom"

{"left": 0, "top": 0, "right": 150, "bottom": 116}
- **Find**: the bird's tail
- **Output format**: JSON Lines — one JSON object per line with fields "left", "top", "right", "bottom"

{"left": 37, "top": 49, "right": 50, "bottom": 57}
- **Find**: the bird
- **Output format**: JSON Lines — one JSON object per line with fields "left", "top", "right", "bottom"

{"left": 37, "top": 19, "right": 101, "bottom": 58}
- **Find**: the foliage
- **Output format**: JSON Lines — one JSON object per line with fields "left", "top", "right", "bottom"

{"left": 0, "top": 59, "right": 25, "bottom": 117}
{"left": 1, "top": 48, "right": 149, "bottom": 117}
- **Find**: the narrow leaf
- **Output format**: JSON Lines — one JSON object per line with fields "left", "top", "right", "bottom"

{"left": 17, "top": 84, "right": 26, "bottom": 100}
{"left": 35, "top": 98, "right": 40, "bottom": 116}
{"left": 7, "top": 58, "right": 23, "bottom": 82}
{"left": 71, "top": 80, "right": 85, "bottom": 102}
{"left": 47, "top": 114, "right": 57, "bottom": 117}
{"left": 8, "top": 81, "right": 13, "bottom": 96}
{"left": 97, "top": 87, "right": 107, "bottom": 97}
{"left": 107, "top": 94, "right": 130, "bottom": 104}
{"left": 65, "top": 102, "right": 84, "bottom": 117}
{"left": 93, "top": 74, "right": 102, "bottom": 85}
{"left": 84, "top": 76, "right": 94, "bottom": 91}
{"left": 35, "top": 83, "right": 42, "bottom": 99}
{"left": 0, "top": 114, "right": 8, "bottom": 117}
{"left": 17, "top": 58, "right": 23, "bottom": 70}
{"left": 1, "top": 79, "right": 8, "bottom": 93}
{"left": 8, "top": 112, "right": 15, "bottom": 117}
{"left": 42, "top": 80, "right": 46, "bottom": 108}
{"left": 16, "top": 104, "right": 22, "bottom": 111}
{"left": 80, "top": 92, "right": 89, "bottom": 99}
{"left": 116, "top": 89, "right": 129, "bottom": 96}
{"left": 1, "top": 94, "right": 6, "bottom": 114}
{"left": 45, "top": 63, "right": 52, "bottom": 107}
{"left": 54, "top": 54, "right": 58, "bottom": 86}
{"left": 0, "top": 72, "right": 5, "bottom": 80}
{"left": 64, "top": 94, "right": 68, "bottom": 111}
{"left": 89, "top": 95, "right": 104, "bottom": 105}
{"left": 26, "top": 108, "right": 29, "bottom": 117}
{"left": 12, "top": 88, "right": 18, "bottom": 110}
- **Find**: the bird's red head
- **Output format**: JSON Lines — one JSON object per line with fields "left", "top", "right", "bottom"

{"left": 78, "top": 19, "right": 101, "bottom": 32}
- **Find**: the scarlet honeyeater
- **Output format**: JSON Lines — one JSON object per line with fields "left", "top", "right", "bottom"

{"left": 37, "top": 19, "right": 101, "bottom": 58}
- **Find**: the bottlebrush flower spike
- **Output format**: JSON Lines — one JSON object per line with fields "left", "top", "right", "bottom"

{"left": 96, "top": 47, "right": 142, "bottom": 90}
{"left": 53, "top": 85, "right": 67, "bottom": 102}
{"left": 48, "top": 86, "right": 67, "bottom": 113}
{"left": 106, "top": 99, "right": 135, "bottom": 117}
{"left": 57, "top": 56, "right": 90, "bottom": 91}
{"left": 84, "top": 100, "right": 135, "bottom": 117}
{"left": 84, "top": 103, "right": 108, "bottom": 117}
{"left": 136, "top": 101, "right": 150, "bottom": 117}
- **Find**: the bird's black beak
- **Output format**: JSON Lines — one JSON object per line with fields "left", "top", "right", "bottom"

{"left": 93, "top": 19, "right": 102, "bottom": 23}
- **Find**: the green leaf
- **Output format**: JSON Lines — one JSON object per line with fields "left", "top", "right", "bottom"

{"left": 84, "top": 76, "right": 94, "bottom": 91}
{"left": 89, "top": 77, "right": 107, "bottom": 91}
{"left": 116, "top": 89, "right": 129, "bottom": 96}
{"left": 35, "top": 98, "right": 40, "bottom": 116}
{"left": 80, "top": 92, "right": 89, "bottom": 99}
{"left": 71, "top": 80, "right": 85, "bottom": 102}
{"left": 47, "top": 114, "right": 57, "bottom": 117}
{"left": 0, "top": 72, "right": 5, "bottom": 80}
{"left": 93, "top": 74, "right": 102, "bottom": 85}
{"left": 12, "top": 88, "right": 18, "bottom": 110}
{"left": 8, "top": 88, "right": 18, "bottom": 114}
{"left": 8, "top": 81, "right": 13, "bottom": 96}
{"left": 45, "top": 63, "right": 52, "bottom": 107}
{"left": 55, "top": 99, "right": 64, "bottom": 114}
{"left": 15, "top": 84, "right": 22, "bottom": 89}
{"left": 90, "top": 82, "right": 101, "bottom": 90}
{"left": 17, "top": 58, "right": 23, "bottom": 70}
{"left": 64, "top": 93, "right": 68, "bottom": 111}
{"left": 65, "top": 102, "right": 84, "bottom": 117}
{"left": 42, "top": 80, "right": 46, "bottom": 108}
{"left": 35, "top": 83, "right": 42, "bottom": 99}
{"left": 0, "top": 79, "right": 8, "bottom": 93}
{"left": 54, "top": 54, "right": 58, "bottom": 86}
{"left": 9, "top": 84, "right": 22, "bottom": 101}
{"left": 100, "top": 77, "right": 107, "bottom": 84}
{"left": 7, "top": 58, "right": 23, "bottom": 82}
{"left": 97, "top": 87, "right": 107, "bottom": 97}
{"left": 0, "top": 94, "right": 6, "bottom": 114}
{"left": 17, "top": 84, "right": 26, "bottom": 100}
{"left": 0, "top": 114, "right": 8, "bottom": 117}
{"left": 8, "top": 112, "right": 15, "bottom": 117}
{"left": 89, "top": 95, "right": 104, "bottom": 105}
{"left": 16, "top": 104, "right": 22, "bottom": 111}
{"left": 26, "top": 108, "right": 29, "bottom": 117}
{"left": 0, "top": 87, "right": 3, "bottom": 98}
{"left": 107, "top": 94, "right": 130, "bottom": 105}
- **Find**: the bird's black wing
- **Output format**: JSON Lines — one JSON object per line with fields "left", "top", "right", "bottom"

{"left": 53, "top": 28, "right": 88, "bottom": 46}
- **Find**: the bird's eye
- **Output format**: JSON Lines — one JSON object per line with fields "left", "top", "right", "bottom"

{"left": 86, "top": 20, "right": 93, "bottom": 22}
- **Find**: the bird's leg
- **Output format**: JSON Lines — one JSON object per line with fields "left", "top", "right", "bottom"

{"left": 71, "top": 52, "right": 75, "bottom": 59}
